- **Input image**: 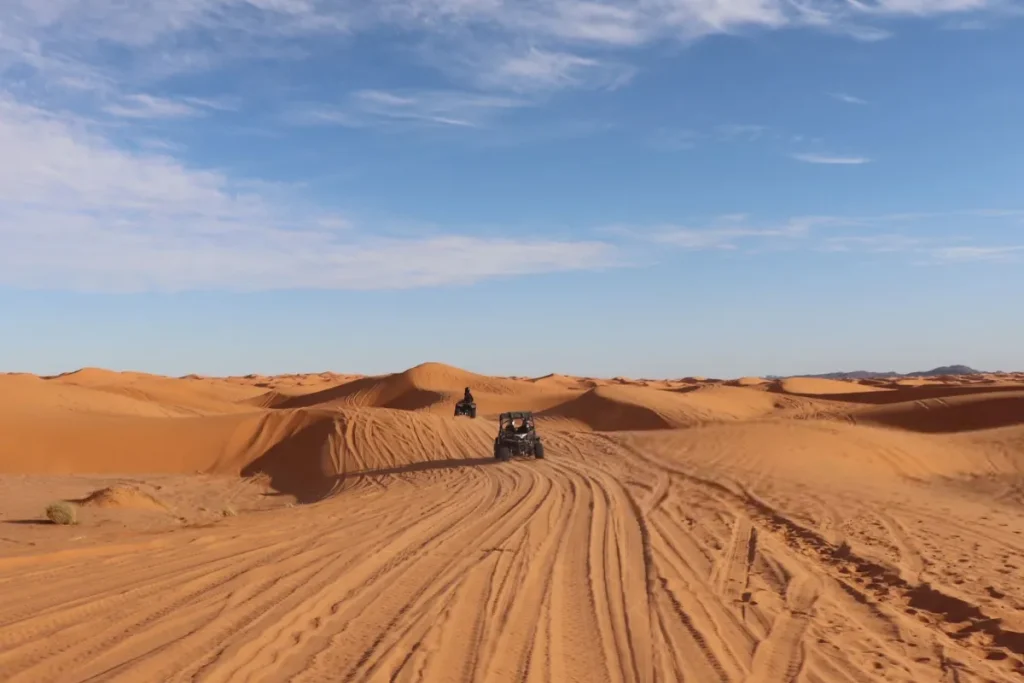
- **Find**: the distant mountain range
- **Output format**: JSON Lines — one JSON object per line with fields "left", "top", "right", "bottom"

{"left": 765, "top": 365, "right": 982, "bottom": 380}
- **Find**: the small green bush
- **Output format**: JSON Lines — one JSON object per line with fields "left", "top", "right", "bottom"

{"left": 46, "top": 501, "right": 78, "bottom": 525}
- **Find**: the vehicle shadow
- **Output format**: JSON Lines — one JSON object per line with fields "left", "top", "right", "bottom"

{"left": 339, "top": 457, "right": 499, "bottom": 480}
{"left": 3, "top": 519, "right": 57, "bottom": 526}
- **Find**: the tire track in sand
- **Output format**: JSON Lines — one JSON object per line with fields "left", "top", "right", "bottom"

{"left": 743, "top": 572, "right": 822, "bottom": 683}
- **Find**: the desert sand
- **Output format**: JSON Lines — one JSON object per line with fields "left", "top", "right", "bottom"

{"left": 1, "top": 363, "right": 1023, "bottom": 682}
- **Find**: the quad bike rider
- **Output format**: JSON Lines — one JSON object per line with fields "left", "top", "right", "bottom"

{"left": 454, "top": 387, "right": 477, "bottom": 418}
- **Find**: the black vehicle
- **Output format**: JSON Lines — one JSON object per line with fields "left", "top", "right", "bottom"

{"left": 454, "top": 400, "right": 476, "bottom": 418}
{"left": 494, "top": 411, "right": 545, "bottom": 462}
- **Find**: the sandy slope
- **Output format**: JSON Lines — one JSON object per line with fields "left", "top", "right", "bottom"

{"left": 1, "top": 365, "right": 1023, "bottom": 682}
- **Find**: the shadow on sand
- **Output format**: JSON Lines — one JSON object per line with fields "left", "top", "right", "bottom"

{"left": 341, "top": 457, "right": 499, "bottom": 479}
{"left": 772, "top": 383, "right": 1024, "bottom": 406}
{"left": 242, "top": 418, "right": 499, "bottom": 504}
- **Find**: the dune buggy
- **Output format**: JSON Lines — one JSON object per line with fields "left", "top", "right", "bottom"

{"left": 494, "top": 411, "right": 545, "bottom": 461}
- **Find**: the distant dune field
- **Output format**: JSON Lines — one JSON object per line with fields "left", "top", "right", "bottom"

{"left": 1, "top": 363, "right": 1023, "bottom": 682}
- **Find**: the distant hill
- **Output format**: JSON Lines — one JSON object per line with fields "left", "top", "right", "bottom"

{"left": 904, "top": 365, "right": 981, "bottom": 377}
{"left": 766, "top": 365, "right": 982, "bottom": 380}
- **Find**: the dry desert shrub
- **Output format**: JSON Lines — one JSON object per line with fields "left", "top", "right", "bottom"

{"left": 46, "top": 501, "right": 78, "bottom": 525}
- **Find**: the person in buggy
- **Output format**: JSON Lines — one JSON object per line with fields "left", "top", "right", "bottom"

{"left": 516, "top": 416, "right": 532, "bottom": 434}
{"left": 504, "top": 416, "right": 531, "bottom": 435}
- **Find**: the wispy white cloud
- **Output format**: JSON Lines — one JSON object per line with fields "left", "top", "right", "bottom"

{"left": 610, "top": 210, "right": 1024, "bottom": 261}
{"left": 103, "top": 94, "right": 207, "bottom": 119}
{"left": 844, "top": 0, "right": 992, "bottom": 16}
{"left": 287, "top": 89, "right": 528, "bottom": 129}
{"left": 792, "top": 152, "right": 872, "bottom": 164}
{"left": 2, "top": 0, "right": 1009, "bottom": 104}
{"left": 0, "top": 0, "right": 1016, "bottom": 294}
{"left": 648, "top": 127, "right": 701, "bottom": 150}
{"left": 829, "top": 91, "right": 868, "bottom": 105}
{"left": 941, "top": 17, "right": 991, "bottom": 28}
{"left": 819, "top": 233, "right": 926, "bottom": 252}
{"left": 0, "top": 95, "right": 618, "bottom": 291}
{"left": 136, "top": 137, "right": 185, "bottom": 152}
{"left": 613, "top": 215, "right": 852, "bottom": 249}
{"left": 716, "top": 124, "right": 769, "bottom": 141}
{"left": 480, "top": 47, "right": 636, "bottom": 93}
{"left": 180, "top": 95, "right": 240, "bottom": 112}
{"left": 0, "top": 0, "right": 913, "bottom": 57}
{"left": 927, "top": 245, "right": 1024, "bottom": 263}
{"left": 830, "top": 24, "right": 894, "bottom": 40}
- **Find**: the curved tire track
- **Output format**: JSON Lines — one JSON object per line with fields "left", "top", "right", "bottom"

{"left": 1, "top": 418, "right": 1022, "bottom": 682}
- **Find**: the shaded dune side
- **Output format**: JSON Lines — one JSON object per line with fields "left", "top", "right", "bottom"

{"left": 854, "top": 391, "right": 1024, "bottom": 433}
{"left": 538, "top": 386, "right": 676, "bottom": 431}
{"left": 0, "top": 410, "right": 316, "bottom": 476}
{"left": 241, "top": 409, "right": 495, "bottom": 502}
{"left": 0, "top": 405, "right": 496, "bottom": 503}
{"left": 537, "top": 384, "right": 801, "bottom": 431}
{"left": 244, "top": 390, "right": 307, "bottom": 409}
{"left": 772, "top": 380, "right": 1024, "bottom": 405}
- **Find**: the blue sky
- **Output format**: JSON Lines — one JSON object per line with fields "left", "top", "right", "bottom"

{"left": 1, "top": 0, "right": 1022, "bottom": 378}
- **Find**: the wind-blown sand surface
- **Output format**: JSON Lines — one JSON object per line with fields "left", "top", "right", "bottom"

{"left": 1, "top": 363, "right": 1023, "bottom": 682}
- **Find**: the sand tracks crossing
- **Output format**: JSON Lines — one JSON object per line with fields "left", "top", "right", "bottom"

{"left": 2, "top": 366, "right": 1024, "bottom": 682}
{"left": 3, "top": 427, "right": 1024, "bottom": 682}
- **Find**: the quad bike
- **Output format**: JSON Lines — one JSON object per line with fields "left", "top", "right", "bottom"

{"left": 454, "top": 400, "right": 477, "bottom": 418}
{"left": 493, "top": 411, "right": 545, "bottom": 462}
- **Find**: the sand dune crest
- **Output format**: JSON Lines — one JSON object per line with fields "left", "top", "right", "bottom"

{"left": 1, "top": 364, "right": 1023, "bottom": 681}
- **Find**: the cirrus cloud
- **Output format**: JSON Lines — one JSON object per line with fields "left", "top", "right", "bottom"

{"left": 0, "top": 95, "right": 620, "bottom": 292}
{"left": 792, "top": 152, "right": 872, "bottom": 164}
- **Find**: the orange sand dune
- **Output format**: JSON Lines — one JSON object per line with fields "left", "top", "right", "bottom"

{"left": 1, "top": 363, "right": 1023, "bottom": 682}
{"left": 616, "top": 418, "right": 1024, "bottom": 482}
{"left": 52, "top": 367, "right": 264, "bottom": 414}
{"left": 242, "top": 389, "right": 295, "bottom": 408}
{"left": 893, "top": 377, "right": 936, "bottom": 387}
{"left": 271, "top": 361, "right": 581, "bottom": 416}
{"left": 539, "top": 383, "right": 833, "bottom": 431}
{"left": 0, "top": 372, "right": 202, "bottom": 418}
{"left": 0, "top": 409, "right": 299, "bottom": 476}
{"left": 773, "top": 376, "right": 891, "bottom": 395}
{"left": 730, "top": 376, "right": 767, "bottom": 387}
{"left": 780, "top": 380, "right": 1024, "bottom": 405}
{"left": 529, "top": 372, "right": 578, "bottom": 386}
{"left": 854, "top": 390, "right": 1024, "bottom": 433}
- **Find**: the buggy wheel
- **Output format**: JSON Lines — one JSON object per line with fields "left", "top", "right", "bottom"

{"left": 534, "top": 441, "right": 545, "bottom": 459}
{"left": 497, "top": 446, "right": 511, "bottom": 462}
{"left": 469, "top": 405, "right": 476, "bottom": 418}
